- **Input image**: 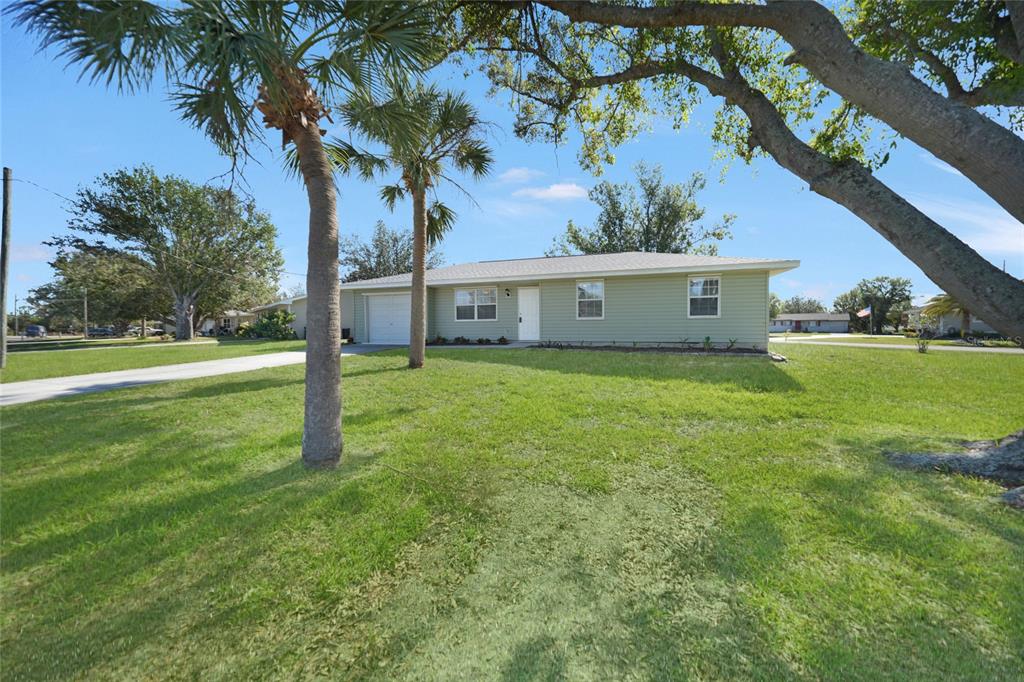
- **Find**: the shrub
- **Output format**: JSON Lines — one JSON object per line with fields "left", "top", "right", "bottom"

{"left": 727, "top": 338, "right": 737, "bottom": 350}
{"left": 453, "top": 336, "right": 471, "bottom": 345}
{"left": 497, "top": 336, "right": 509, "bottom": 345}
{"left": 916, "top": 338, "right": 930, "bottom": 353}
{"left": 703, "top": 336, "right": 713, "bottom": 352}
{"left": 476, "top": 337, "right": 492, "bottom": 345}
{"left": 427, "top": 335, "right": 449, "bottom": 345}
{"left": 237, "top": 310, "right": 296, "bottom": 340}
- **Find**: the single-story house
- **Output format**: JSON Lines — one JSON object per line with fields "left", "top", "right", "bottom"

{"left": 335, "top": 252, "right": 798, "bottom": 349}
{"left": 251, "top": 296, "right": 308, "bottom": 339}
{"left": 905, "top": 306, "right": 997, "bottom": 336}
{"left": 199, "top": 310, "right": 256, "bottom": 335}
{"left": 769, "top": 312, "right": 850, "bottom": 333}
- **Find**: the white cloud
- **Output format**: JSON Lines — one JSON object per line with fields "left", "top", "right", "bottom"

{"left": 909, "top": 194, "right": 1024, "bottom": 255}
{"left": 496, "top": 167, "right": 545, "bottom": 184}
{"left": 11, "top": 244, "right": 52, "bottom": 263}
{"left": 918, "top": 153, "right": 963, "bottom": 177}
{"left": 479, "top": 198, "right": 552, "bottom": 219}
{"left": 16, "top": 273, "right": 33, "bottom": 283}
{"left": 512, "top": 182, "right": 588, "bottom": 201}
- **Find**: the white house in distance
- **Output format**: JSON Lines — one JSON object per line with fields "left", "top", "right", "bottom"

{"left": 198, "top": 309, "right": 256, "bottom": 335}
{"left": 769, "top": 312, "right": 850, "bottom": 333}
{"left": 905, "top": 306, "right": 998, "bottom": 336}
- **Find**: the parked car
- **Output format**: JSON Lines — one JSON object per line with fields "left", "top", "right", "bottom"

{"left": 25, "top": 324, "right": 47, "bottom": 338}
{"left": 87, "top": 327, "right": 115, "bottom": 337}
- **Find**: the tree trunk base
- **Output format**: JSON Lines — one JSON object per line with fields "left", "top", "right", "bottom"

{"left": 302, "top": 456, "right": 340, "bottom": 471}
{"left": 888, "top": 429, "right": 1024, "bottom": 507}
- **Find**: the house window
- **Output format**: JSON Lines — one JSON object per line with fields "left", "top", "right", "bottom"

{"left": 688, "top": 276, "right": 720, "bottom": 317}
{"left": 221, "top": 318, "right": 231, "bottom": 327}
{"left": 455, "top": 287, "right": 497, "bottom": 321}
{"left": 577, "top": 280, "right": 604, "bottom": 319}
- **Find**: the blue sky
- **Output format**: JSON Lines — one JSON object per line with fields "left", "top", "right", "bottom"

{"left": 2, "top": 18, "right": 1021, "bottom": 314}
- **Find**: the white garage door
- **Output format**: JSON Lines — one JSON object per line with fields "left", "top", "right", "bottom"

{"left": 367, "top": 294, "right": 411, "bottom": 344}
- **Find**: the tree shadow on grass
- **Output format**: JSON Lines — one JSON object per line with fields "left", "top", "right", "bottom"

{"left": 429, "top": 348, "right": 805, "bottom": 393}
{"left": 0, "top": 437, "right": 417, "bottom": 679}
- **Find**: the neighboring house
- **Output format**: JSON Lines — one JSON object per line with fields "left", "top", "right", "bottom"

{"left": 251, "top": 296, "right": 309, "bottom": 339}
{"left": 769, "top": 313, "right": 850, "bottom": 333}
{"left": 199, "top": 310, "right": 255, "bottom": 335}
{"left": 337, "top": 251, "right": 798, "bottom": 349}
{"left": 905, "top": 306, "right": 997, "bottom": 336}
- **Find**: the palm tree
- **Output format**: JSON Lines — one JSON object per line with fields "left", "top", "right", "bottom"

{"left": 336, "top": 84, "right": 493, "bottom": 368}
{"left": 10, "top": 1, "right": 438, "bottom": 468}
{"left": 923, "top": 293, "right": 971, "bottom": 337}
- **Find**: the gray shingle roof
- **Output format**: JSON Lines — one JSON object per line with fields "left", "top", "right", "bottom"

{"left": 340, "top": 251, "right": 798, "bottom": 289}
{"left": 772, "top": 313, "right": 849, "bottom": 321}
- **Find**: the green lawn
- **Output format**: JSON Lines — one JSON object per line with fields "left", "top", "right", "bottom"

{"left": 772, "top": 335, "right": 1019, "bottom": 348}
{"left": 2, "top": 345, "right": 1022, "bottom": 680}
{"left": 0, "top": 339, "right": 306, "bottom": 383}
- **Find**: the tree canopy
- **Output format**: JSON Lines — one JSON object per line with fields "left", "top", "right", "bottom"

{"left": 455, "top": 0, "right": 1024, "bottom": 337}
{"left": 57, "top": 166, "right": 282, "bottom": 339}
{"left": 340, "top": 221, "right": 444, "bottom": 283}
{"left": 832, "top": 276, "right": 913, "bottom": 334}
{"left": 781, "top": 296, "right": 826, "bottom": 314}
{"left": 28, "top": 250, "right": 167, "bottom": 334}
{"left": 547, "top": 162, "right": 733, "bottom": 256}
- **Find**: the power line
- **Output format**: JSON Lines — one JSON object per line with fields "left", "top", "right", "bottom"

{"left": 10, "top": 176, "right": 309, "bottom": 280}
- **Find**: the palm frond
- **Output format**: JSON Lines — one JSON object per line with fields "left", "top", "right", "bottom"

{"left": 426, "top": 201, "right": 457, "bottom": 246}
{"left": 380, "top": 183, "right": 407, "bottom": 211}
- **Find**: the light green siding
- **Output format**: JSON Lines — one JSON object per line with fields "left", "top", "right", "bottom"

{"left": 340, "top": 290, "right": 354, "bottom": 338}
{"left": 346, "top": 270, "right": 769, "bottom": 348}
{"left": 430, "top": 286, "right": 517, "bottom": 341}
{"left": 538, "top": 271, "right": 769, "bottom": 348}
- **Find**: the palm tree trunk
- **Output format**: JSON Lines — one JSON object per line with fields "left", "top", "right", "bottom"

{"left": 961, "top": 309, "right": 971, "bottom": 339}
{"left": 409, "top": 187, "right": 428, "bottom": 369}
{"left": 293, "top": 123, "right": 342, "bottom": 468}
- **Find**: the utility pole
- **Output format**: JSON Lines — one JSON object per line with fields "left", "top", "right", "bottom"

{"left": 1, "top": 167, "right": 11, "bottom": 368}
{"left": 13, "top": 294, "right": 18, "bottom": 336}
{"left": 83, "top": 287, "right": 88, "bottom": 339}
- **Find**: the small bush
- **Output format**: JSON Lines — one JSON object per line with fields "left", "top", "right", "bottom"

{"left": 916, "top": 338, "right": 930, "bottom": 353}
{"left": 476, "top": 337, "right": 492, "bottom": 345}
{"left": 453, "top": 336, "right": 471, "bottom": 345}
{"left": 428, "top": 335, "right": 449, "bottom": 345}
{"left": 497, "top": 336, "right": 509, "bottom": 345}
{"left": 727, "top": 338, "right": 737, "bottom": 350}
{"left": 703, "top": 336, "right": 713, "bottom": 352}
{"left": 237, "top": 310, "right": 296, "bottom": 340}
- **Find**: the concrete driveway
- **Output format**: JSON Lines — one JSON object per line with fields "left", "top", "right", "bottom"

{"left": 0, "top": 345, "right": 400, "bottom": 407}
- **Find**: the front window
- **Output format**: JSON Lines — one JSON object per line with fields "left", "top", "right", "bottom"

{"left": 688, "top": 276, "right": 720, "bottom": 317}
{"left": 577, "top": 280, "right": 604, "bottom": 319}
{"left": 455, "top": 287, "right": 497, "bottom": 321}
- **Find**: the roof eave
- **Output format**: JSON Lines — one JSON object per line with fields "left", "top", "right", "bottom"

{"left": 340, "top": 259, "right": 801, "bottom": 290}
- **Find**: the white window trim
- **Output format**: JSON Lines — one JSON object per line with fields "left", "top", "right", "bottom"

{"left": 575, "top": 279, "right": 605, "bottom": 320}
{"left": 687, "top": 274, "right": 722, "bottom": 319}
{"left": 454, "top": 286, "right": 498, "bottom": 322}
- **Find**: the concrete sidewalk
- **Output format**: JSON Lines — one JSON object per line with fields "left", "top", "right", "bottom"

{"left": 1, "top": 346, "right": 398, "bottom": 406}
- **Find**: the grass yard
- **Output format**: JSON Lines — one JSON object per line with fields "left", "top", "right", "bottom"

{"left": 772, "top": 335, "right": 1019, "bottom": 348}
{"left": 0, "top": 339, "right": 306, "bottom": 383}
{"left": 2, "top": 345, "right": 1022, "bottom": 680}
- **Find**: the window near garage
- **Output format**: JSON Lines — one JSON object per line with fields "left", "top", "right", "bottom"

{"left": 576, "top": 280, "right": 604, "bottom": 319}
{"left": 688, "top": 276, "right": 720, "bottom": 317}
{"left": 455, "top": 287, "right": 497, "bottom": 320}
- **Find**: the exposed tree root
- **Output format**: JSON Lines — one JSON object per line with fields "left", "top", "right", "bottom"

{"left": 888, "top": 429, "right": 1024, "bottom": 507}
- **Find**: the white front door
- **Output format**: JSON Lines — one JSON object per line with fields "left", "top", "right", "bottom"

{"left": 518, "top": 287, "right": 540, "bottom": 340}
{"left": 367, "top": 294, "right": 411, "bottom": 344}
